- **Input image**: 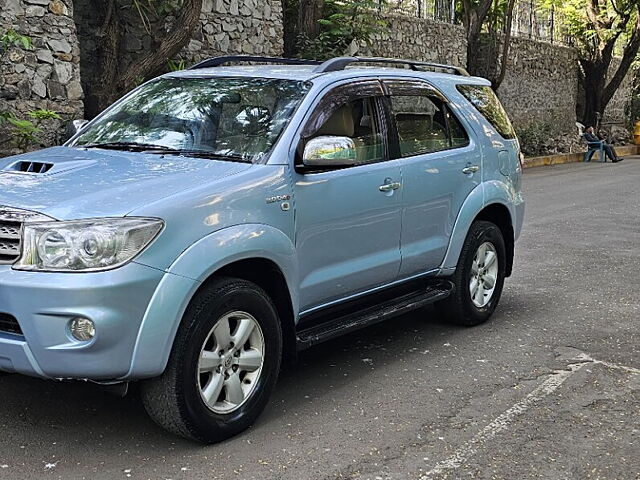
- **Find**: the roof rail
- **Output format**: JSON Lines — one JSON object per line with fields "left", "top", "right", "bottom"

{"left": 312, "top": 56, "right": 470, "bottom": 76}
{"left": 189, "top": 55, "right": 322, "bottom": 70}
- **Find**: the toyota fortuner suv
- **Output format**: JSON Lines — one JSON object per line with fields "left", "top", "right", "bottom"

{"left": 0, "top": 55, "right": 524, "bottom": 442}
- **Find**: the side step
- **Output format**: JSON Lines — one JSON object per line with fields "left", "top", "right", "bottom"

{"left": 296, "top": 280, "right": 454, "bottom": 349}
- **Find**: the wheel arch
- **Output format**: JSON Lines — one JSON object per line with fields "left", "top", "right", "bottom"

{"left": 474, "top": 203, "right": 515, "bottom": 277}
{"left": 126, "top": 224, "right": 299, "bottom": 379}
{"left": 440, "top": 184, "right": 516, "bottom": 277}
{"left": 212, "top": 258, "right": 297, "bottom": 366}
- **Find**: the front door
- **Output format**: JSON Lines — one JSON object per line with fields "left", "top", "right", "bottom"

{"left": 293, "top": 81, "right": 402, "bottom": 313}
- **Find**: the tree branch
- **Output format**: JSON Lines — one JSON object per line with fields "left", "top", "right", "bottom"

{"left": 494, "top": 0, "right": 516, "bottom": 90}
{"left": 118, "top": 0, "right": 203, "bottom": 94}
{"left": 603, "top": 7, "right": 640, "bottom": 105}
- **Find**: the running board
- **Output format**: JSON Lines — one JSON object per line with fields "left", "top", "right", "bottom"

{"left": 296, "top": 280, "right": 453, "bottom": 349}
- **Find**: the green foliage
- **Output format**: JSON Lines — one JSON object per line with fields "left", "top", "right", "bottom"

{"left": 0, "top": 110, "right": 61, "bottom": 151}
{"left": 515, "top": 122, "right": 554, "bottom": 156}
{"left": 167, "top": 58, "right": 187, "bottom": 71}
{"left": 0, "top": 29, "right": 32, "bottom": 60}
{"left": 294, "top": 0, "right": 389, "bottom": 60}
{"left": 540, "top": 0, "right": 636, "bottom": 57}
{"left": 28, "top": 109, "right": 62, "bottom": 121}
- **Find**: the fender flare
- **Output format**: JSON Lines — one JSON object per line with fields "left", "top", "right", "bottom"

{"left": 124, "top": 224, "right": 298, "bottom": 379}
{"left": 439, "top": 181, "right": 517, "bottom": 274}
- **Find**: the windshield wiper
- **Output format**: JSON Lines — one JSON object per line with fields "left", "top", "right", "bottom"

{"left": 161, "top": 149, "right": 252, "bottom": 163}
{"left": 80, "top": 142, "right": 180, "bottom": 152}
{"left": 79, "top": 142, "right": 251, "bottom": 162}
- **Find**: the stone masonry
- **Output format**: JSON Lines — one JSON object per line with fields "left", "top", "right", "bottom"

{"left": 351, "top": 14, "right": 467, "bottom": 67}
{"left": 0, "top": 0, "right": 83, "bottom": 155}
{"left": 477, "top": 35, "right": 581, "bottom": 135}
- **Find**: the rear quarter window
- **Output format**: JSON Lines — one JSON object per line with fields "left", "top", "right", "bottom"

{"left": 457, "top": 85, "right": 515, "bottom": 139}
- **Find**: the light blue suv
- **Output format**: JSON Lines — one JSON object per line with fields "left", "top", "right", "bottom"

{"left": 0, "top": 56, "right": 524, "bottom": 442}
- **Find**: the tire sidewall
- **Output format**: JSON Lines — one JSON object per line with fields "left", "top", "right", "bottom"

{"left": 177, "top": 281, "right": 282, "bottom": 441}
{"left": 458, "top": 222, "right": 506, "bottom": 322}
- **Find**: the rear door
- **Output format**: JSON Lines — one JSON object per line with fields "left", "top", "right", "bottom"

{"left": 382, "top": 79, "right": 482, "bottom": 278}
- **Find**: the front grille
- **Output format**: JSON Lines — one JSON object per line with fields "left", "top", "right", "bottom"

{"left": 0, "top": 313, "right": 22, "bottom": 335}
{"left": 0, "top": 206, "right": 51, "bottom": 265}
{"left": 0, "top": 220, "right": 21, "bottom": 264}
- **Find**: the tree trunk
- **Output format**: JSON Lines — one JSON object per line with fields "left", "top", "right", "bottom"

{"left": 466, "top": 11, "right": 483, "bottom": 75}
{"left": 118, "top": 0, "right": 203, "bottom": 95}
{"left": 297, "top": 0, "right": 324, "bottom": 41}
{"left": 493, "top": 0, "right": 516, "bottom": 91}
{"left": 87, "top": 0, "right": 120, "bottom": 118}
{"left": 463, "top": 0, "right": 493, "bottom": 75}
{"left": 581, "top": 59, "right": 608, "bottom": 128}
{"left": 91, "top": 0, "right": 203, "bottom": 116}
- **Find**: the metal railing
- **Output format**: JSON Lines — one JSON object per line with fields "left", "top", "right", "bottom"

{"left": 380, "top": 0, "right": 457, "bottom": 24}
{"left": 511, "top": 0, "right": 574, "bottom": 46}
{"left": 374, "top": 0, "right": 574, "bottom": 45}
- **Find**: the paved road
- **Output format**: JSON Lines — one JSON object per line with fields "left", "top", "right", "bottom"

{"left": 1, "top": 158, "right": 639, "bottom": 480}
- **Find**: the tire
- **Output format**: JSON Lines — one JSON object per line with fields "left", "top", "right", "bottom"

{"left": 436, "top": 220, "right": 506, "bottom": 326}
{"left": 140, "top": 277, "right": 282, "bottom": 443}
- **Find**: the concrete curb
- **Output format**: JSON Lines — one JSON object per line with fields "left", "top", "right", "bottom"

{"left": 523, "top": 145, "right": 639, "bottom": 169}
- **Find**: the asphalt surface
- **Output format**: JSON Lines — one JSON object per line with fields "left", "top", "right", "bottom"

{"left": 1, "top": 158, "right": 639, "bottom": 480}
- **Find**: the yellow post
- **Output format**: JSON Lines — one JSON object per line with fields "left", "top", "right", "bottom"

{"left": 634, "top": 121, "right": 640, "bottom": 145}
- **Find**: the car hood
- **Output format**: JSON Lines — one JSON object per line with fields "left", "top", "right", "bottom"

{"left": 0, "top": 146, "right": 252, "bottom": 220}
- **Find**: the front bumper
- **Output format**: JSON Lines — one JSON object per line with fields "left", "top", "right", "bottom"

{"left": 0, "top": 262, "right": 167, "bottom": 380}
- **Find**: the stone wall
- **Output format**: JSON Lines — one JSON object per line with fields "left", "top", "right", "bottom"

{"left": 351, "top": 14, "right": 467, "bottom": 68}
{"left": 0, "top": 0, "right": 83, "bottom": 156}
{"left": 476, "top": 35, "right": 581, "bottom": 135}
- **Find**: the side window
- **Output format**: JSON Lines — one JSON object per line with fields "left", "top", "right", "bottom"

{"left": 457, "top": 84, "right": 515, "bottom": 139}
{"left": 446, "top": 106, "right": 470, "bottom": 149}
{"left": 390, "top": 95, "right": 450, "bottom": 157}
{"left": 308, "top": 97, "right": 385, "bottom": 165}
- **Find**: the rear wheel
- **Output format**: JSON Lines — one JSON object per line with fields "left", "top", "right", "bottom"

{"left": 141, "top": 277, "right": 282, "bottom": 443}
{"left": 436, "top": 220, "right": 506, "bottom": 326}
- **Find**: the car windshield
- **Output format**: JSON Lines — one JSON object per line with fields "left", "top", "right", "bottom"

{"left": 71, "top": 77, "right": 311, "bottom": 163}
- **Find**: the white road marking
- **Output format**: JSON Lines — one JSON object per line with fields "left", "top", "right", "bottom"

{"left": 419, "top": 354, "right": 639, "bottom": 479}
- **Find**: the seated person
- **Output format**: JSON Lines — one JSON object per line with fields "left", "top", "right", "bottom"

{"left": 584, "top": 126, "right": 622, "bottom": 163}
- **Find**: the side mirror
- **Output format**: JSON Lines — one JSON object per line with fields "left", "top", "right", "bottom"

{"left": 66, "top": 119, "right": 89, "bottom": 138}
{"left": 302, "top": 136, "right": 358, "bottom": 168}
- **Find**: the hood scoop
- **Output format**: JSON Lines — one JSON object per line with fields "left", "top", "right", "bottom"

{"left": 1, "top": 159, "right": 96, "bottom": 176}
{"left": 6, "top": 161, "right": 54, "bottom": 174}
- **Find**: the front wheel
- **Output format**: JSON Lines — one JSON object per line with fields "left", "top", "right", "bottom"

{"left": 436, "top": 220, "right": 506, "bottom": 326}
{"left": 141, "top": 277, "right": 282, "bottom": 443}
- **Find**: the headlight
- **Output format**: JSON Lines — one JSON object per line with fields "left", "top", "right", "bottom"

{"left": 14, "top": 217, "right": 163, "bottom": 272}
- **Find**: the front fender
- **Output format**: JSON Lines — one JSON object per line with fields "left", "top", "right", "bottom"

{"left": 439, "top": 181, "right": 519, "bottom": 274}
{"left": 125, "top": 224, "right": 298, "bottom": 379}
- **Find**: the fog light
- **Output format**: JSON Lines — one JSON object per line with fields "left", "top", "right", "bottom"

{"left": 69, "top": 317, "right": 95, "bottom": 341}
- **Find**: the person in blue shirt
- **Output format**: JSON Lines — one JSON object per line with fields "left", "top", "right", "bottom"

{"left": 584, "top": 126, "right": 623, "bottom": 163}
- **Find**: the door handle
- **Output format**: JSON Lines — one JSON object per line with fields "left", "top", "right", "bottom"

{"left": 462, "top": 164, "right": 480, "bottom": 174}
{"left": 379, "top": 181, "right": 401, "bottom": 192}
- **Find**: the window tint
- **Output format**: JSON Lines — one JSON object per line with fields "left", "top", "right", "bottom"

{"left": 390, "top": 95, "right": 450, "bottom": 157}
{"left": 311, "top": 97, "right": 385, "bottom": 165}
{"left": 446, "top": 106, "right": 470, "bottom": 148}
{"left": 457, "top": 84, "right": 515, "bottom": 139}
